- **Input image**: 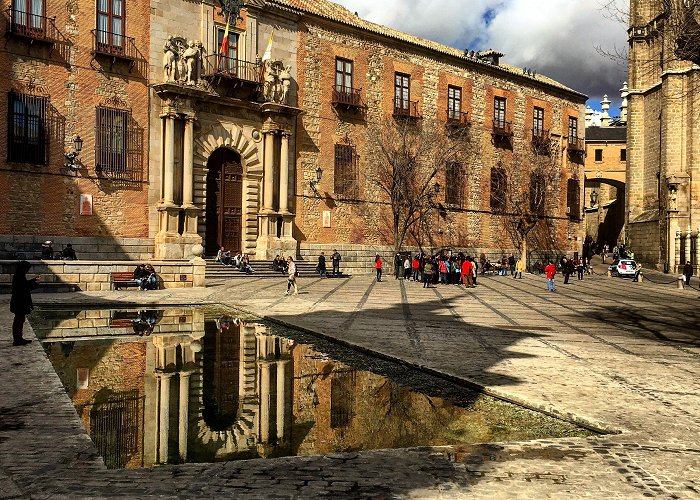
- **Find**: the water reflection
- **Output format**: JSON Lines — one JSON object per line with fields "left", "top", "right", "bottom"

{"left": 32, "top": 308, "right": 592, "bottom": 469}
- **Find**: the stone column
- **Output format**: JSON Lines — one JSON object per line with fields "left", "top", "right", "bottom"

{"left": 259, "top": 362, "right": 271, "bottom": 443}
{"left": 178, "top": 371, "right": 191, "bottom": 462}
{"left": 157, "top": 372, "right": 174, "bottom": 464}
{"left": 675, "top": 230, "right": 682, "bottom": 273}
{"left": 263, "top": 131, "right": 276, "bottom": 212}
{"left": 279, "top": 132, "right": 290, "bottom": 214}
{"left": 163, "top": 115, "right": 176, "bottom": 206}
{"left": 685, "top": 228, "right": 692, "bottom": 267}
{"left": 276, "top": 360, "right": 287, "bottom": 442}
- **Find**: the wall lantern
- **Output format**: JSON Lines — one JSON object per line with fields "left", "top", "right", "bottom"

{"left": 310, "top": 166, "right": 323, "bottom": 189}
{"left": 590, "top": 190, "right": 599, "bottom": 207}
{"left": 65, "top": 135, "right": 83, "bottom": 170}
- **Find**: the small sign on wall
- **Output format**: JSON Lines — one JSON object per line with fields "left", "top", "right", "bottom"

{"left": 80, "top": 194, "right": 93, "bottom": 216}
{"left": 322, "top": 210, "right": 331, "bottom": 228}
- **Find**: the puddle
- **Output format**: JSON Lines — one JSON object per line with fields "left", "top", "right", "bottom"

{"left": 31, "top": 307, "right": 596, "bottom": 469}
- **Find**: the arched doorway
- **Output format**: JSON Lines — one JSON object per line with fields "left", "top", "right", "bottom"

{"left": 206, "top": 148, "right": 243, "bottom": 255}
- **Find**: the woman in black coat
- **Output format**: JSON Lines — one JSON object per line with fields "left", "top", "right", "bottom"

{"left": 10, "top": 261, "right": 40, "bottom": 346}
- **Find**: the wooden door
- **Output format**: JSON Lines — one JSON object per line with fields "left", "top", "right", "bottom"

{"left": 206, "top": 149, "right": 243, "bottom": 255}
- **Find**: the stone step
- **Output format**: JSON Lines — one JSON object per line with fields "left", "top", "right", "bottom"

{"left": 0, "top": 282, "right": 81, "bottom": 294}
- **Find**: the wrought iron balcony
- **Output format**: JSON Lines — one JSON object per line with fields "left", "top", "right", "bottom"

{"left": 532, "top": 128, "right": 551, "bottom": 149}
{"left": 92, "top": 29, "right": 138, "bottom": 63}
{"left": 393, "top": 100, "right": 421, "bottom": 119}
{"left": 6, "top": 8, "right": 59, "bottom": 45}
{"left": 492, "top": 119, "right": 513, "bottom": 137}
{"left": 332, "top": 86, "right": 363, "bottom": 109}
{"left": 204, "top": 55, "right": 263, "bottom": 85}
{"left": 446, "top": 110, "right": 470, "bottom": 128}
{"left": 567, "top": 136, "right": 585, "bottom": 152}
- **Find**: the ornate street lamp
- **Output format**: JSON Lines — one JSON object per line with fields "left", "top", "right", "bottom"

{"left": 590, "top": 190, "right": 599, "bottom": 207}
{"left": 65, "top": 135, "right": 83, "bottom": 170}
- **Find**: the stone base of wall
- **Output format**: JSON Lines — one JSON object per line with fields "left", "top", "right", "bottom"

{"left": 0, "top": 259, "right": 206, "bottom": 291}
{"left": 0, "top": 236, "right": 154, "bottom": 261}
{"left": 627, "top": 220, "right": 661, "bottom": 269}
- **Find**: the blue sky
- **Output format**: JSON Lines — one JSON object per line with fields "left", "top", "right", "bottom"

{"left": 335, "top": 0, "right": 628, "bottom": 113}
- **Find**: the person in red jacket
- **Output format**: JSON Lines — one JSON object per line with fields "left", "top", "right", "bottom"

{"left": 461, "top": 258, "right": 474, "bottom": 288}
{"left": 374, "top": 254, "right": 383, "bottom": 282}
{"left": 545, "top": 260, "right": 557, "bottom": 292}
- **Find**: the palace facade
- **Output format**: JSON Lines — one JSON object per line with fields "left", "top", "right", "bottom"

{"left": 1, "top": 0, "right": 588, "bottom": 266}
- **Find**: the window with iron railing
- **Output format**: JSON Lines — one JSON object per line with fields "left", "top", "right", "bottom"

{"left": 445, "top": 161, "right": 464, "bottom": 208}
{"left": 336, "top": 58, "right": 352, "bottom": 93}
{"left": 490, "top": 166, "right": 507, "bottom": 212}
{"left": 96, "top": 0, "right": 124, "bottom": 52}
{"left": 11, "top": 0, "right": 45, "bottom": 36}
{"left": 216, "top": 28, "right": 239, "bottom": 74}
{"left": 568, "top": 116, "right": 578, "bottom": 143}
{"left": 330, "top": 370, "right": 356, "bottom": 429}
{"left": 394, "top": 72, "right": 410, "bottom": 112}
{"left": 96, "top": 106, "right": 142, "bottom": 180}
{"left": 334, "top": 143, "right": 359, "bottom": 198}
{"left": 8, "top": 91, "right": 47, "bottom": 164}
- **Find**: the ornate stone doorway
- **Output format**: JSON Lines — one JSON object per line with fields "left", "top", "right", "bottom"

{"left": 205, "top": 148, "right": 243, "bottom": 255}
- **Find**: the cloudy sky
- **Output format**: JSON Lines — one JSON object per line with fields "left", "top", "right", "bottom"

{"left": 334, "top": 0, "right": 628, "bottom": 113}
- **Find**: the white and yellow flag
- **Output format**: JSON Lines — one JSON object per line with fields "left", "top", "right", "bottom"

{"left": 262, "top": 31, "right": 274, "bottom": 61}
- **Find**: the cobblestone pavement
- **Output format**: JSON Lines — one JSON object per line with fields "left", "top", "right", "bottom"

{"left": 1, "top": 265, "right": 700, "bottom": 498}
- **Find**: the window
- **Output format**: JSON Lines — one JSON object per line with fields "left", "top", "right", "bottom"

{"left": 216, "top": 27, "right": 239, "bottom": 70}
{"left": 335, "top": 58, "right": 353, "bottom": 92}
{"left": 444, "top": 162, "right": 464, "bottom": 208}
{"left": 394, "top": 73, "right": 410, "bottom": 111}
{"left": 490, "top": 166, "right": 507, "bottom": 212}
{"left": 96, "top": 0, "right": 124, "bottom": 51}
{"left": 533, "top": 107, "right": 544, "bottom": 136}
{"left": 530, "top": 172, "right": 545, "bottom": 215}
{"left": 334, "top": 143, "right": 359, "bottom": 198}
{"left": 11, "top": 0, "right": 45, "bottom": 34}
{"left": 594, "top": 149, "right": 603, "bottom": 162}
{"left": 494, "top": 97, "right": 506, "bottom": 129}
{"left": 8, "top": 91, "right": 47, "bottom": 164}
{"left": 447, "top": 86, "right": 462, "bottom": 120}
{"left": 568, "top": 116, "right": 578, "bottom": 142}
{"left": 620, "top": 148, "right": 627, "bottom": 162}
{"left": 330, "top": 371, "right": 356, "bottom": 429}
{"left": 566, "top": 178, "right": 580, "bottom": 219}
{"left": 96, "top": 106, "right": 128, "bottom": 173}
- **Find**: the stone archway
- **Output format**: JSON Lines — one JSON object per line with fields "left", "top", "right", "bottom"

{"left": 193, "top": 123, "right": 263, "bottom": 256}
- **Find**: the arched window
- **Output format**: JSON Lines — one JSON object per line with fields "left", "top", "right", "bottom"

{"left": 490, "top": 166, "right": 507, "bottom": 212}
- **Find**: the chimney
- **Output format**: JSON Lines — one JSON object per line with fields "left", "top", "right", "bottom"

{"left": 620, "top": 81, "right": 629, "bottom": 123}
{"left": 601, "top": 94, "right": 611, "bottom": 127}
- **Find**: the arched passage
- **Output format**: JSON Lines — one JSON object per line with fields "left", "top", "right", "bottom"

{"left": 205, "top": 148, "right": 244, "bottom": 254}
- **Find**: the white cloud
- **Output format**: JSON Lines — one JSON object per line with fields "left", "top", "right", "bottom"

{"left": 334, "top": 0, "right": 628, "bottom": 111}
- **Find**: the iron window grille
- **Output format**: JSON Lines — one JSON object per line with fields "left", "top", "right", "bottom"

{"left": 330, "top": 370, "right": 356, "bottom": 429}
{"left": 490, "top": 166, "right": 507, "bottom": 212}
{"left": 95, "top": 106, "right": 142, "bottom": 181}
{"left": 334, "top": 143, "right": 359, "bottom": 199}
{"left": 88, "top": 391, "right": 142, "bottom": 469}
{"left": 7, "top": 91, "right": 48, "bottom": 164}
{"left": 444, "top": 161, "right": 465, "bottom": 208}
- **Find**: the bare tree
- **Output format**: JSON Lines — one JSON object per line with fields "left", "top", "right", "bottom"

{"left": 368, "top": 116, "right": 474, "bottom": 252}
{"left": 492, "top": 138, "right": 570, "bottom": 265}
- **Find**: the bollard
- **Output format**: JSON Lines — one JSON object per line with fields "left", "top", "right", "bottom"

{"left": 638, "top": 273, "right": 643, "bottom": 283}
{"left": 678, "top": 276, "right": 685, "bottom": 290}
{"left": 607, "top": 269, "right": 612, "bottom": 277}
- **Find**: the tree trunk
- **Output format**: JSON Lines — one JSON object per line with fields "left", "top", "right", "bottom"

{"left": 520, "top": 237, "right": 528, "bottom": 271}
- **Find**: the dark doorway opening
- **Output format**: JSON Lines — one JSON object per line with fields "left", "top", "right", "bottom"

{"left": 205, "top": 148, "right": 243, "bottom": 255}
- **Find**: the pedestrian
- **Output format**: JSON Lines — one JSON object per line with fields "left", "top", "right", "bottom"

{"left": 375, "top": 254, "right": 383, "bottom": 282}
{"left": 317, "top": 252, "right": 327, "bottom": 278}
{"left": 285, "top": 256, "right": 298, "bottom": 295}
{"left": 576, "top": 257, "right": 584, "bottom": 280}
{"left": 412, "top": 255, "right": 421, "bottom": 282}
{"left": 394, "top": 253, "right": 402, "bottom": 279}
{"left": 508, "top": 254, "right": 516, "bottom": 276}
{"left": 683, "top": 261, "right": 693, "bottom": 286}
{"left": 632, "top": 263, "right": 643, "bottom": 282}
{"left": 332, "top": 249, "right": 341, "bottom": 278}
{"left": 422, "top": 258, "right": 434, "bottom": 288}
{"left": 561, "top": 257, "right": 572, "bottom": 284}
{"left": 545, "top": 260, "right": 557, "bottom": 292}
{"left": 10, "top": 261, "right": 40, "bottom": 346}
{"left": 403, "top": 255, "right": 411, "bottom": 280}
{"left": 515, "top": 258, "right": 523, "bottom": 279}
{"left": 461, "top": 257, "right": 474, "bottom": 288}
{"left": 438, "top": 258, "right": 448, "bottom": 284}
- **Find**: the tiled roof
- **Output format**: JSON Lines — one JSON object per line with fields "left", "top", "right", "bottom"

{"left": 586, "top": 126, "right": 627, "bottom": 142}
{"left": 262, "top": 0, "right": 587, "bottom": 100}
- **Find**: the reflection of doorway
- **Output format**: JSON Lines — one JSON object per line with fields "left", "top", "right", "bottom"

{"left": 205, "top": 148, "right": 243, "bottom": 255}
{"left": 202, "top": 318, "right": 241, "bottom": 430}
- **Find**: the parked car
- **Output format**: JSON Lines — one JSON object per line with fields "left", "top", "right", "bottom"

{"left": 609, "top": 259, "right": 638, "bottom": 277}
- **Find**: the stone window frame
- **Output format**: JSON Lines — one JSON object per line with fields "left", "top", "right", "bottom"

{"left": 7, "top": 90, "right": 48, "bottom": 165}
{"left": 447, "top": 85, "right": 462, "bottom": 120}
{"left": 333, "top": 142, "right": 359, "bottom": 199}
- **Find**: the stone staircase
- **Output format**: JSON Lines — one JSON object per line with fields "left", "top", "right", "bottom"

{"left": 205, "top": 258, "right": 321, "bottom": 281}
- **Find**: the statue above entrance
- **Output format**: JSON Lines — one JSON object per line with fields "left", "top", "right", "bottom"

{"left": 163, "top": 36, "right": 206, "bottom": 86}
{"left": 263, "top": 60, "right": 292, "bottom": 105}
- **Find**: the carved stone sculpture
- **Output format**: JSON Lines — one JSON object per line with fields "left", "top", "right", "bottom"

{"left": 183, "top": 40, "right": 200, "bottom": 85}
{"left": 263, "top": 60, "right": 292, "bottom": 104}
{"left": 280, "top": 65, "right": 291, "bottom": 105}
{"left": 162, "top": 36, "right": 206, "bottom": 86}
{"left": 163, "top": 36, "right": 178, "bottom": 82}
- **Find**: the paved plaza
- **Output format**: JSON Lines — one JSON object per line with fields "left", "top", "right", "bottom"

{"left": 1, "top": 265, "right": 699, "bottom": 498}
